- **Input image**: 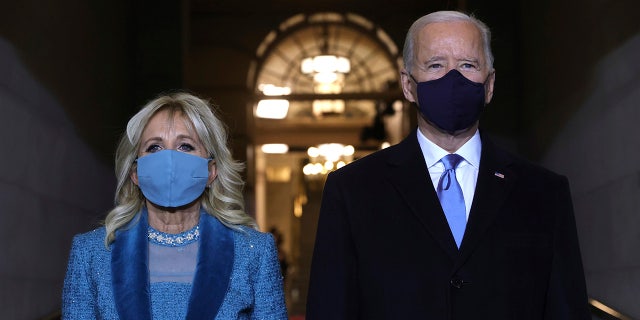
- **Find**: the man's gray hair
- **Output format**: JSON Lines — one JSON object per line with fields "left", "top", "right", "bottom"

{"left": 402, "top": 11, "right": 494, "bottom": 73}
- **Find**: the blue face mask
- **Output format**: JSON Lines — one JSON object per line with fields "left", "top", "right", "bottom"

{"left": 136, "top": 150, "right": 210, "bottom": 207}
{"left": 410, "top": 69, "right": 486, "bottom": 133}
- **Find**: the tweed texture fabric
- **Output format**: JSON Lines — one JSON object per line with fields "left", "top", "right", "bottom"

{"left": 62, "top": 214, "right": 287, "bottom": 319}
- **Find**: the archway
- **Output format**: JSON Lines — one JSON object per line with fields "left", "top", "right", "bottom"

{"left": 248, "top": 12, "right": 409, "bottom": 314}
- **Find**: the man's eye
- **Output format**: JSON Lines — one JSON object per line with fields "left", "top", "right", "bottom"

{"left": 145, "top": 144, "right": 162, "bottom": 153}
{"left": 178, "top": 143, "right": 195, "bottom": 152}
{"left": 428, "top": 63, "right": 443, "bottom": 69}
{"left": 461, "top": 63, "right": 477, "bottom": 69}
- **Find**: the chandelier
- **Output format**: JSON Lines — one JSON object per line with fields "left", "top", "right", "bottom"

{"left": 301, "top": 55, "right": 351, "bottom": 87}
{"left": 303, "top": 143, "right": 355, "bottom": 178}
{"left": 301, "top": 55, "right": 351, "bottom": 117}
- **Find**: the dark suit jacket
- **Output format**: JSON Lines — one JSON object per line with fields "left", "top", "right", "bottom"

{"left": 306, "top": 129, "right": 590, "bottom": 320}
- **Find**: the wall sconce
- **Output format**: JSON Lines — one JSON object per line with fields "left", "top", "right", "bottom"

{"left": 293, "top": 194, "right": 307, "bottom": 218}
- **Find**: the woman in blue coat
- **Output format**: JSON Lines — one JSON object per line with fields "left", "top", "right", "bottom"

{"left": 62, "top": 92, "right": 288, "bottom": 319}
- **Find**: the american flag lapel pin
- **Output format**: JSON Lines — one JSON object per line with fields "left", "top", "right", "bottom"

{"left": 494, "top": 172, "right": 505, "bottom": 179}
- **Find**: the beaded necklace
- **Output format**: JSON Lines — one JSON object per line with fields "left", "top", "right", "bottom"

{"left": 148, "top": 224, "right": 200, "bottom": 247}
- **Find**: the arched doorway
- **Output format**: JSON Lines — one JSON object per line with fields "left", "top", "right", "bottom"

{"left": 248, "top": 12, "right": 409, "bottom": 314}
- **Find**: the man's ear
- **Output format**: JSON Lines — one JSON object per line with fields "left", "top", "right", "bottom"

{"left": 400, "top": 70, "right": 417, "bottom": 103}
{"left": 484, "top": 70, "right": 496, "bottom": 104}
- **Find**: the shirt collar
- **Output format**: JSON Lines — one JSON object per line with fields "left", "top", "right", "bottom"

{"left": 417, "top": 129, "right": 482, "bottom": 169}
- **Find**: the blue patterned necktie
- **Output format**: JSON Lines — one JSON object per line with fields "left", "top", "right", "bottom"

{"left": 437, "top": 154, "right": 466, "bottom": 248}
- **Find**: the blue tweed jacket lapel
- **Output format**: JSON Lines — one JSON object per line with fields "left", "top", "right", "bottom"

{"left": 111, "top": 208, "right": 235, "bottom": 320}
{"left": 111, "top": 207, "right": 152, "bottom": 320}
{"left": 186, "top": 211, "right": 235, "bottom": 319}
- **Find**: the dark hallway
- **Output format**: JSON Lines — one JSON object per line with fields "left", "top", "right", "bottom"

{"left": 1, "top": 0, "right": 639, "bottom": 318}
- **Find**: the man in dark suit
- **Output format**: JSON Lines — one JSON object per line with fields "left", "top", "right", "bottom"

{"left": 306, "top": 11, "right": 590, "bottom": 319}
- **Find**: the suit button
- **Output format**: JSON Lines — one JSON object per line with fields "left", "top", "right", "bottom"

{"left": 450, "top": 278, "right": 464, "bottom": 288}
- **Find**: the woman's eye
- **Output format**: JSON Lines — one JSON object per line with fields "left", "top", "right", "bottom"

{"left": 145, "top": 144, "right": 162, "bottom": 153}
{"left": 178, "top": 143, "right": 195, "bottom": 152}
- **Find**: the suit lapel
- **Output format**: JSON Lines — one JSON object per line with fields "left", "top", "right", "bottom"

{"left": 455, "top": 135, "right": 516, "bottom": 269}
{"left": 186, "top": 211, "right": 234, "bottom": 320}
{"left": 112, "top": 207, "right": 153, "bottom": 320}
{"left": 386, "top": 130, "right": 459, "bottom": 260}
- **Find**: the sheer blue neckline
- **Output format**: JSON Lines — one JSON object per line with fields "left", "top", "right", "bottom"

{"left": 148, "top": 224, "right": 200, "bottom": 247}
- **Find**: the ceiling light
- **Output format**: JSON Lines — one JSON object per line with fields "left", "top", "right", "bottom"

{"left": 259, "top": 84, "right": 291, "bottom": 96}
{"left": 301, "top": 55, "right": 351, "bottom": 74}
{"left": 261, "top": 144, "right": 289, "bottom": 154}
{"left": 256, "top": 99, "right": 289, "bottom": 119}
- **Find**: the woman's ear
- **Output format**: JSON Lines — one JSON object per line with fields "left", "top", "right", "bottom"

{"left": 207, "top": 161, "right": 218, "bottom": 187}
{"left": 130, "top": 163, "right": 139, "bottom": 186}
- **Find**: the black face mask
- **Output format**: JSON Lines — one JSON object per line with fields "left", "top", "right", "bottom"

{"left": 409, "top": 69, "right": 487, "bottom": 133}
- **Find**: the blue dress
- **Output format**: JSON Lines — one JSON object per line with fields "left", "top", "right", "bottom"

{"left": 62, "top": 208, "right": 288, "bottom": 319}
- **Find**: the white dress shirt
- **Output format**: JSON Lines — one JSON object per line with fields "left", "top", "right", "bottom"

{"left": 417, "top": 129, "right": 482, "bottom": 221}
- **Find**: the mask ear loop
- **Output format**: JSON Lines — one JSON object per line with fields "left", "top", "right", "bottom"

{"left": 206, "top": 155, "right": 216, "bottom": 188}
{"left": 402, "top": 72, "right": 422, "bottom": 110}
{"left": 402, "top": 71, "right": 420, "bottom": 84}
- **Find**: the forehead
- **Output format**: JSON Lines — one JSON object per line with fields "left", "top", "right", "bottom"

{"left": 143, "top": 108, "right": 194, "bottom": 135}
{"left": 415, "top": 20, "right": 484, "bottom": 60}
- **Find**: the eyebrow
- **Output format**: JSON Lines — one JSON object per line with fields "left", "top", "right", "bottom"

{"left": 140, "top": 134, "right": 197, "bottom": 146}
{"left": 422, "top": 56, "right": 480, "bottom": 66}
{"left": 175, "top": 133, "right": 197, "bottom": 141}
{"left": 140, "top": 136, "right": 162, "bottom": 145}
{"left": 459, "top": 57, "right": 480, "bottom": 64}
{"left": 425, "top": 56, "right": 446, "bottom": 64}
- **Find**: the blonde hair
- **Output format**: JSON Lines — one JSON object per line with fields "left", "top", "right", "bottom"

{"left": 103, "top": 92, "right": 257, "bottom": 246}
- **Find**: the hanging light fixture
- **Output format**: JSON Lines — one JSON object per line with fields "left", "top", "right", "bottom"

{"left": 301, "top": 55, "right": 351, "bottom": 116}
{"left": 301, "top": 55, "right": 351, "bottom": 80}
{"left": 303, "top": 143, "right": 355, "bottom": 178}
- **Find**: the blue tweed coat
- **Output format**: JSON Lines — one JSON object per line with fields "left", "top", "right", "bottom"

{"left": 62, "top": 209, "right": 288, "bottom": 319}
